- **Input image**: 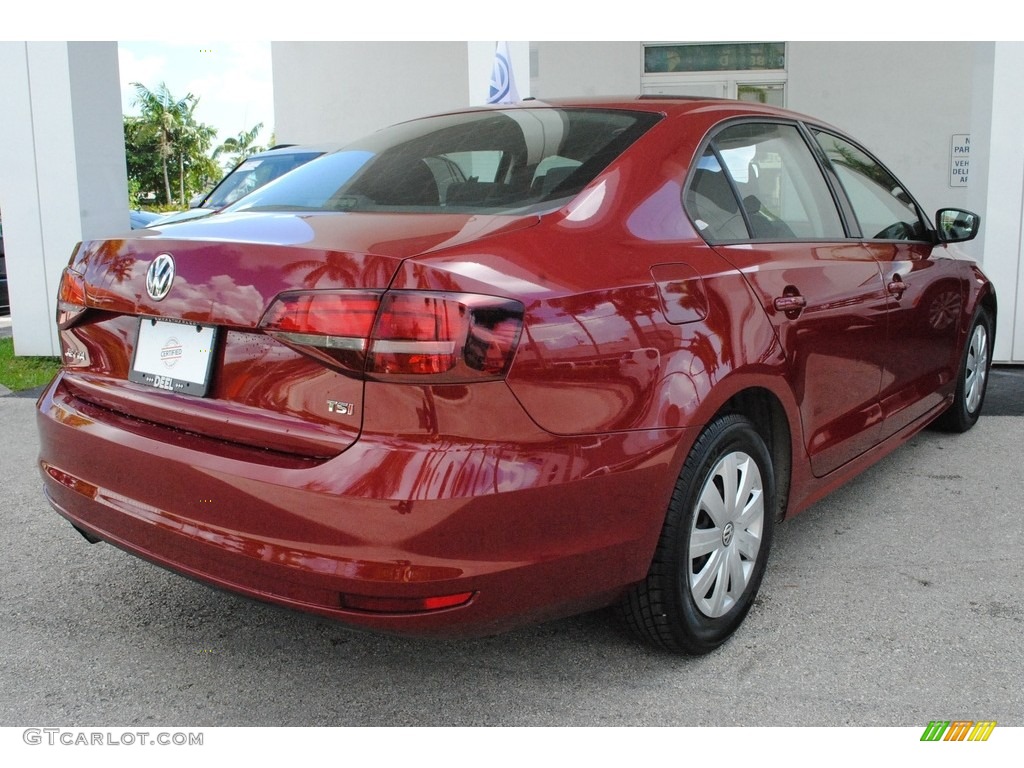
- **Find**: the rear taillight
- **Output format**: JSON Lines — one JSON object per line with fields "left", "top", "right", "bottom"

{"left": 260, "top": 291, "right": 381, "bottom": 372}
{"left": 56, "top": 268, "right": 88, "bottom": 329}
{"left": 261, "top": 290, "right": 524, "bottom": 382}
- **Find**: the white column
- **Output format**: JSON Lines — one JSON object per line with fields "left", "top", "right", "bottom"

{"left": 967, "top": 42, "right": 1024, "bottom": 363}
{"left": 0, "top": 41, "right": 128, "bottom": 356}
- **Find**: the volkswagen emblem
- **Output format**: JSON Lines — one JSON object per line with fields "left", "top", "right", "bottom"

{"left": 146, "top": 253, "right": 175, "bottom": 301}
{"left": 722, "top": 521, "right": 735, "bottom": 547}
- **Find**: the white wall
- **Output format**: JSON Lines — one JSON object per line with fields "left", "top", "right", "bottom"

{"left": 531, "top": 42, "right": 642, "bottom": 99}
{"left": 272, "top": 42, "right": 468, "bottom": 145}
{"left": 528, "top": 41, "right": 975, "bottom": 216}
{"left": 272, "top": 42, "right": 530, "bottom": 145}
{"left": 787, "top": 42, "right": 975, "bottom": 216}
{"left": 0, "top": 42, "right": 128, "bottom": 356}
{"left": 275, "top": 41, "right": 978, "bottom": 190}
{"left": 966, "top": 42, "right": 1024, "bottom": 362}
{"left": 787, "top": 41, "right": 1023, "bottom": 361}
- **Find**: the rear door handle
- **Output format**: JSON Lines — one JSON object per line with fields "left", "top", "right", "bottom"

{"left": 887, "top": 278, "right": 907, "bottom": 297}
{"left": 773, "top": 295, "right": 807, "bottom": 312}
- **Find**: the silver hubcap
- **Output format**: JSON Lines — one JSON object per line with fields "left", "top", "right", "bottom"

{"left": 689, "top": 451, "right": 764, "bottom": 618}
{"left": 965, "top": 323, "right": 988, "bottom": 414}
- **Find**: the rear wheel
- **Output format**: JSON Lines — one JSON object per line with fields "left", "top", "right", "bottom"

{"left": 935, "top": 308, "right": 992, "bottom": 432}
{"left": 619, "top": 414, "right": 775, "bottom": 654}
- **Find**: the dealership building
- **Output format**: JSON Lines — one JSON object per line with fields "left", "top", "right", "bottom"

{"left": 1, "top": 41, "right": 1022, "bottom": 362}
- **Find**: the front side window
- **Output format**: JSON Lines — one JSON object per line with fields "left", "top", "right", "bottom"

{"left": 685, "top": 122, "right": 845, "bottom": 242}
{"left": 813, "top": 131, "right": 927, "bottom": 241}
{"left": 228, "top": 109, "right": 661, "bottom": 216}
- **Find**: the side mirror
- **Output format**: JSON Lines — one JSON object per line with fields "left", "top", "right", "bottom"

{"left": 187, "top": 193, "right": 205, "bottom": 209}
{"left": 936, "top": 208, "right": 980, "bottom": 243}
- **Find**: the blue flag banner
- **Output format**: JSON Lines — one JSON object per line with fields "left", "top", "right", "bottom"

{"left": 487, "top": 41, "right": 520, "bottom": 104}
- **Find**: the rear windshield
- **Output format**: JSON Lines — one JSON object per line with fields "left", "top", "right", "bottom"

{"left": 227, "top": 108, "right": 661, "bottom": 215}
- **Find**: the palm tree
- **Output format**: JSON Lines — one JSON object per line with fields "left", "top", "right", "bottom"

{"left": 176, "top": 99, "right": 218, "bottom": 205}
{"left": 131, "top": 82, "right": 192, "bottom": 205}
{"left": 214, "top": 123, "right": 265, "bottom": 168}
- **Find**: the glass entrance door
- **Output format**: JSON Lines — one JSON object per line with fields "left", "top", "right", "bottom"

{"left": 737, "top": 83, "right": 785, "bottom": 107}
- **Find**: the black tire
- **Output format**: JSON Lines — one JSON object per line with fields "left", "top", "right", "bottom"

{"left": 935, "top": 308, "right": 992, "bottom": 433}
{"left": 619, "top": 414, "right": 775, "bottom": 654}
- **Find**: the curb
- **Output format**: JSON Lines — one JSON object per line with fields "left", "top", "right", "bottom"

{"left": 0, "top": 383, "right": 47, "bottom": 399}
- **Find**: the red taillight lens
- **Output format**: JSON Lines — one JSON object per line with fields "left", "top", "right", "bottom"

{"left": 262, "top": 292, "right": 380, "bottom": 337}
{"left": 260, "top": 291, "right": 383, "bottom": 372}
{"left": 56, "top": 268, "right": 88, "bottom": 329}
{"left": 260, "top": 290, "right": 524, "bottom": 382}
{"left": 369, "top": 294, "right": 464, "bottom": 375}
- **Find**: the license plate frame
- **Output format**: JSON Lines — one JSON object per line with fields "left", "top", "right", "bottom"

{"left": 129, "top": 317, "right": 218, "bottom": 397}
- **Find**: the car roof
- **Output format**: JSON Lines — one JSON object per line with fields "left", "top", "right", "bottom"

{"left": 257, "top": 100, "right": 835, "bottom": 162}
{"left": 412, "top": 96, "right": 834, "bottom": 132}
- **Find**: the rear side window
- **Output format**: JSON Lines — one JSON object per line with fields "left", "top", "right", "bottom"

{"left": 685, "top": 122, "right": 845, "bottom": 243}
{"left": 812, "top": 131, "right": 928, "bottom": 241}
{"left": 229, "top": 108, "right": 661, "bottom": 215}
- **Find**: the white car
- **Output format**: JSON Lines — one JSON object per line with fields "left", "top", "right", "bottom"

{"left": 153, "top": 144, "right": 339, "bottom": 226}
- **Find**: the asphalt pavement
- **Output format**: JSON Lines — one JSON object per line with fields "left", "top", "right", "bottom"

{"left": 1, "top": 370, "right": 1022, "bottom": 726}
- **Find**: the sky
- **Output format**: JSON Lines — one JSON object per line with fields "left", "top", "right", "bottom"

{"left": 118, "top": 41, "right": 275, "bottom": 159}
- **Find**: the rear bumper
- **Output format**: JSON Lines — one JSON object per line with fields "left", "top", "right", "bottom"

{"left": 37, "top": 374, "right": 690, "bottom": 637}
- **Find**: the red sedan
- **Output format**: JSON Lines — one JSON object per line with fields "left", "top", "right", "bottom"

{"left": 37, "top": 98, "right": 995, "bottom": 653}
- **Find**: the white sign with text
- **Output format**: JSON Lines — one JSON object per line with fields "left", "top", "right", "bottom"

{"left": 950, "top": 134, "right": 970, "bottom": 186}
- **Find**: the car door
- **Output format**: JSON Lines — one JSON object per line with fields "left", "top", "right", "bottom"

{"left": 811, "top": 130, "right": 965, "bottom": 438}
{"left": 686, "top": 121, "right": 888, "bottom": 478}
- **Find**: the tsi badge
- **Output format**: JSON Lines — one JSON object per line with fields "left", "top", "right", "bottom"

{"left": 327, "top": 400, "right": 355, "bottom": 417}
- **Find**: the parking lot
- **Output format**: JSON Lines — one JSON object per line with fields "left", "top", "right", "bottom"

{"left": 1, "top": 370, "right": 1023, "bottom": 727}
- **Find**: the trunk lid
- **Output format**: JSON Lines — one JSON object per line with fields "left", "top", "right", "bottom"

{"left": 60, "top": 211, "right": 539, "bottom": 462}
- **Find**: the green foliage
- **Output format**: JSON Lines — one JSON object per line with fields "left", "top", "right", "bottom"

{"left": 0, "top": 338, "right": 61, "bottom": 392}
{"left": 124, "top": 82, "right": 222, "bottom": 207}
{"left": 215, "top": 123, "right": 265, "bottom": 169}
{"left": 127, "top": 177, "right": 142, "bottom": 209}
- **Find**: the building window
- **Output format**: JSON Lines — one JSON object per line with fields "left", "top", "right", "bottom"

{"left": 642, "top": 42, "right": 787, "bottom": 107}
{"left": 645, "top": 43, "right": 785, "bottom": 74}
